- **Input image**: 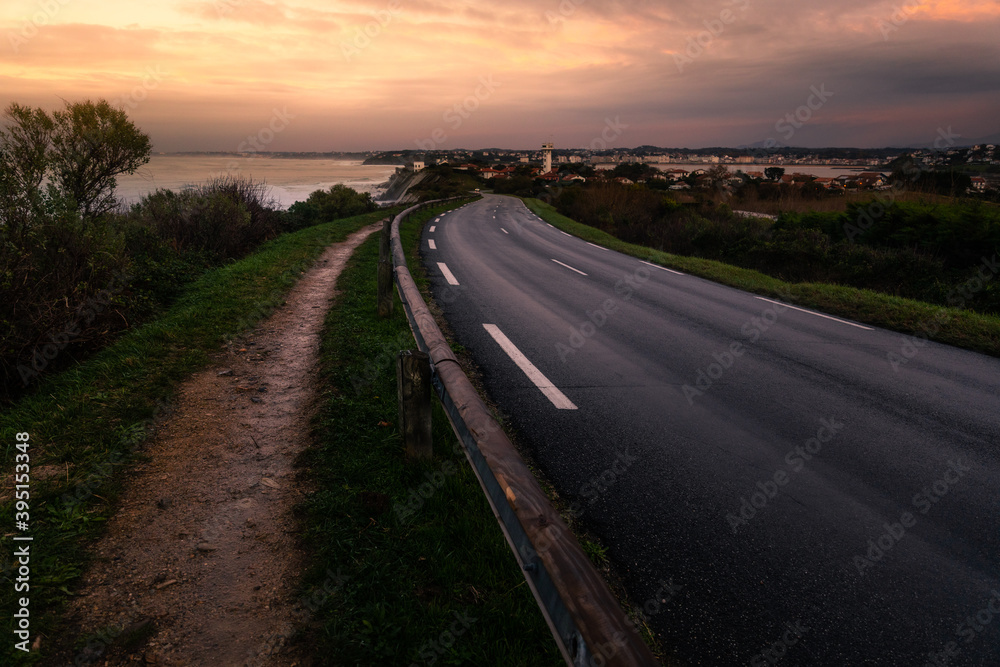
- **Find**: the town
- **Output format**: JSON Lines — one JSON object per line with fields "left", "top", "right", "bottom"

{"left": 356, "top": 142, "right": 999, "bottom": 195}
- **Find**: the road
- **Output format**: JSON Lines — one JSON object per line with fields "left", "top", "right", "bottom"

{"left": 421, "top": 195, "right": 1000, "bottom": 666}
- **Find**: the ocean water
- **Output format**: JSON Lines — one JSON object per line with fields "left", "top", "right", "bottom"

{"left": 115, "top": 155, "right": 400, "bottom": 209}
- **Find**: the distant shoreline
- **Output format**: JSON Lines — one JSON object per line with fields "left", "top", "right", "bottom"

{"left": 117, "top": 155, "right": 399, "bottom": 209}
{"left": 156, "top": 151, "right": 402, "bottom": 163}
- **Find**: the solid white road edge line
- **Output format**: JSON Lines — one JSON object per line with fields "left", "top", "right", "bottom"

{"left": 754, "top": 297, "right": 874, "bottom": 330}
{"left": 640, "top": 260, "right": 685, "bottom": 275}
{"left": 482, "top": 324, "right": 578, "bottom": 410}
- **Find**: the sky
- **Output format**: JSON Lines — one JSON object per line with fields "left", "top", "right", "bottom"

{"left": 1, "top": 0, "right": 999, "bottom": 152}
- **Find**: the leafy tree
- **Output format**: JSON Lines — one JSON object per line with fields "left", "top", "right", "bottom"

{"left": 0, "top": 104, "right": 54, "bottom": 236}
{"left": 49, "top": 100, "right": 152, "bottom": 216}
{"left": 491, "top": 174, "right": 535, "bottom": 196}
{"left": 611, "top": 162, "right": 659, "bottom": 182}
{"left": 706, "top": 164, "right": 731, "bottom": 190}
{"left": 562, "top": 162, "right": 595, "bottom": 177}
{"left": 1, "top": 99, "right": 151, "bottom": 220}
{"left": 764, "top": 167, "right": 785, "bottom": 182}
{"left": 800, "top": 180, "right": 827, "bottom": 199}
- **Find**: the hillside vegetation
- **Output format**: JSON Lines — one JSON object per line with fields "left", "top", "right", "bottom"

{"left": 549, "top": 183, "right": 999, "bottom": 315}
{"left": 0, "top": 100, "right": 378, "bottom": 404}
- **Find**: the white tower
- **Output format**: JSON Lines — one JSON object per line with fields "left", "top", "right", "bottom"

{"left": 542, "top": 142, "right": 553, "bottom": 173}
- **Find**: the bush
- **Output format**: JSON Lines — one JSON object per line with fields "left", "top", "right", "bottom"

{"left": 0, "top": 197, "right": 131, "bottom": 400}
{"left": 1, "top": 99, "right": 156, "bottom": 400}
{"left": 1, "top": 175, "right": 289, "bottom": 404}
{"left": 551, "top": 182, "right": 1000, "bottom": 315}
{"left": 126, "top": 176, "right": 282, "bottom": 261}
{"left": 1, "top": 101, "right": 304, "bottom": 403}
{"left": 286, "top": 184, "right": 377, "bottom": 229}
{"left": 1, "top": 175, "right": 290, "bottom": 403}
{"left": 780, "top": 201, "right": 1000, "bottom": 269}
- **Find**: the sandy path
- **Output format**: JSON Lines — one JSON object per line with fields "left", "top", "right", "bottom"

{"left": 58, "top": 222, "right": 383, "bottom": 666}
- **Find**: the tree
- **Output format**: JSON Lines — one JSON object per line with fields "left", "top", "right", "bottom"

{"left": 2, "top": 100, "right": 151, "bottom": 220}
{"left": 0, "top": 104, "right": 54, "bottom": 236}
{"left": 611, "top": 162, "right": 659, "bottom": 182}
{"left": 49, "top": 99, "right": 152, "bottom": 216}
{"left": 764, "top": 167, "right": 785, "bottom": 182}
{"left": 801, "top": 180, "right": 827, "bottom": 199}
{"left": 706, "top": 164, "right": 731, "bottom": 191}
{"left": 0, "top": 104, "right": 53, "bottom": 197}
{"left": 491, "top": 174, "right": 534, "bottom": 197}
{"left": 562, "top": 162, "right": 595, "bottom": 178}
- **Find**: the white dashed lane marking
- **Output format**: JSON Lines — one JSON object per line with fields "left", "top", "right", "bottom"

{"left": 482, "top": 324, "right": 577, "bottom": 410}
{"left": 437, "top": 262, "right": 459, "bottom": 286}
{"left": 551, "top": 259, "right": 587, "bottom": 276}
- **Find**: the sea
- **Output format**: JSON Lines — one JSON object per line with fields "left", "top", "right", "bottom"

{"left": 115, "top": 155, "right": 401, "bottom": 210}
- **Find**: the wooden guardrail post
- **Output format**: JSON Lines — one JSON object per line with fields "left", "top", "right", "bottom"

{"left": 377, "top": 216, "right": 394, "bottom": 317}
{"left": 397, "top": 349, "right": 432, "bottom": 459}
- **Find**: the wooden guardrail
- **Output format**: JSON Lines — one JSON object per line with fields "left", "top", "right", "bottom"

{"left": 389, "top": 198, "right": 659, "bottom": 667}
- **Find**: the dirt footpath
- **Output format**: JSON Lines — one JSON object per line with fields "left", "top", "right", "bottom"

{"left": 58, "top": 222, "right": 383, "bottom": 666}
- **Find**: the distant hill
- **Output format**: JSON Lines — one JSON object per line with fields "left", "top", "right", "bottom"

{"left": 362, "top": 155, "right": 407, "bottom": 166}
{"left": 949, "top": 131, "right": 1000, "bottom": 148}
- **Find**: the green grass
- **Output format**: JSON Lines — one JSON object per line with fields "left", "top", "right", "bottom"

{"left": 295, "top": 199, "right": 563, "bottom": 666}
{"left": 0, "top": 209, "right": 396, "bottom": 664}
{"left": 523, "top": 197, "right": 1000, "bottom": 358}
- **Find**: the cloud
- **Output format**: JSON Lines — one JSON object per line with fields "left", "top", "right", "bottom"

{"left": 178, "top": 0, "right": 343, "bottom": 31}
{"left": 0, "top": 0, "right": 997, "bottom": 149}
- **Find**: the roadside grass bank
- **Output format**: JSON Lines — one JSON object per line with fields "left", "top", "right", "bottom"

{"left": 0, "top": 209, "right": 393, "bottom": 664}
{"left": 298, "top": 200, "right": 563, "bottom": 666}
{"left": 729, "top": 188, "right": 980, "bottom": 216}
{"left": 523, "top": 198, "right": 1000, "bottom": 359}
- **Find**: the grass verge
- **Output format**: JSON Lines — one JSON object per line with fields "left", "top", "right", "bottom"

{"left": 296, "top": 200, "right": 563, "bottom": 666}
{"left": 0, "top": 209, "right": 395, "bottom": 664}
{"left": 523, "top": 197, "right": 1000, "bottom": 358}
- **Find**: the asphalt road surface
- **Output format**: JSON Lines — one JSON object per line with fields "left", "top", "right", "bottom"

{"left": 421, "top": 194, "right": 1000, "bottom": 666}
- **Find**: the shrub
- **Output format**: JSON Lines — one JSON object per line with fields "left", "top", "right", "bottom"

{"left": 0, "top": 197, "right": 131, "bottom": 400}
{"left": 126, "top": 176, "right": 281, "bottom": 262}
{"left": 551, "top": 182, "right": 1000, "bottom": 315}
{"left": 286, "top": 184, "right": 377, "bottom": 229}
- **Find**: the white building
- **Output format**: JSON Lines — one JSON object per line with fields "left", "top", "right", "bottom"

{"left": 542, "top": 142, "right": 554, "bottom": 173}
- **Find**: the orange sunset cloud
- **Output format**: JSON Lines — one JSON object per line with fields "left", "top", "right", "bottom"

{"left": 1, "top": 0, "right": 997, "bottom": 149}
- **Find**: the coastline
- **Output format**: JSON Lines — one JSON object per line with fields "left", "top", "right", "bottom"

{"left": 115, "top": 155, "right": 399, "bottom": 209}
